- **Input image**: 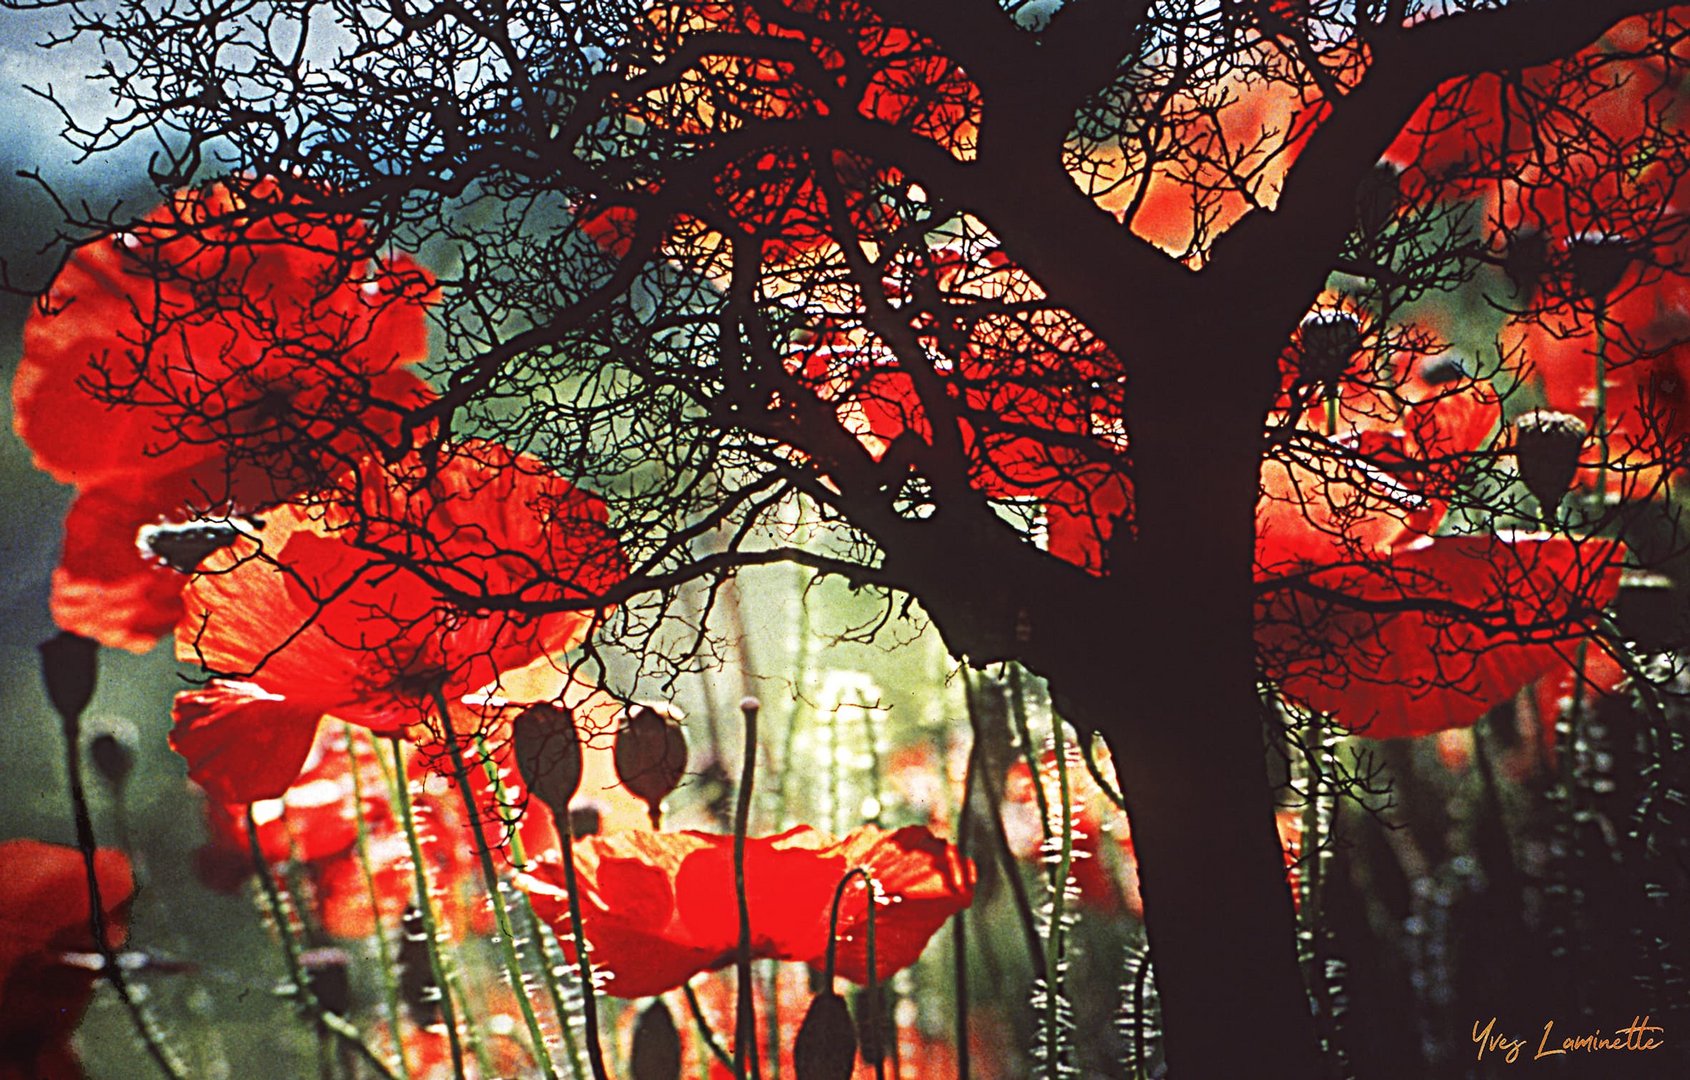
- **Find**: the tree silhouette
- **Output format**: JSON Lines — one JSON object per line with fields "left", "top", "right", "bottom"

{"left": 13, "top": 0, "right": 1690, "bottom": 1076}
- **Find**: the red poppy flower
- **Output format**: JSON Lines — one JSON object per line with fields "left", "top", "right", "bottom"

{"left": 587, "top": 0, "right": 979, "bottom": 265}
{"left": 170, "top": 440, "right": 627, "bottom": 804}
{"left": 13, "top": 178, "right": 436, "bottom": 651}
{"left": 0, "top": 840, "right": 133, "bottom": 1080}
{"left": 1259, "top": 533, "right": 1623, "bottom": 738}
{"left": 520, "top": 824, "right": 974, "bottom": 999}
{"left": 1254, "top": 342, "right": 1498, "bottom": 577}
{"left": 1386, "top": 14, "right": 1690, "bottom": 238}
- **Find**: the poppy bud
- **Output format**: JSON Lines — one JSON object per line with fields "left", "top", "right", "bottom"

{"left": 794, "top": 992, "right": 858, "bottom": 1080}
{"left": 1513, "top": 410, "right": 1588, "bottom": 515}
{"left": 89, "top": 731, "right": 135, "bottom": 791}
{"left": 1355, "top": 162, "right": 1401, "bottom": 241}
{"left": 139, "top": 520, "right": 244, "bottom": 573}
{"left": 569, "top": 804, "right": 602, "bottom": 839}
{"left": 1615, "top": 570, "right": 1681, "bottom": 652}
{"left": 300, "top": 946, "right": 353, "bottom": 1015}
{"left": 397, "top": 905, "right": 440, "bottom": 1024}
{"left": 629, "top": 998, "right": 683, "bottom": 1080}
{"left": 512, "top": 703, "right": 583, "bottom": 819}
{"left": 1297, "top": 312, "right": 1363, "bottom": 386}
{"left": 1504, "top": 228, "right": 1550, "bottom": 299}
{"left": 614, "top": 703, "right": 688, "bottom": 827}
{"left": 39, "top": 632, "right": 98, "bottom": 727}
{"left": 1418, "top": 352, "right": 1468, "bottom": 386}
{"left": 1568, "top": 233, "right": 1631, "bottom": 301}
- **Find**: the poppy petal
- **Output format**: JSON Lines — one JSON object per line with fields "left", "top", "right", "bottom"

{"left": 171, "top": 681, "right": 324, "bottom": 802}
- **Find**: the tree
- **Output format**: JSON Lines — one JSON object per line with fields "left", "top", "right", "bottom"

{"left": 10, "top": 0, "right": 1690, "bottom": 1076}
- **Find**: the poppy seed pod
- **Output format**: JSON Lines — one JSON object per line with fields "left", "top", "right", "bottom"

{"left": 1513, "top": 409, "right": 1588, "bottom": 515}
{"left": 1568, "top": 233, "right": 1632, "bottom": 301}
{"left": 630, "top": 998, "right": 683, "bottom": 1080}
{"left": 139, "top": 520, "right": 245, "bottom": 573}
{"left": 39, "top": 632, "right": 99, "bottom": 726}
{"left": 1297, "top": 312, "right": 1363, "bottom": 386}
{"left": 1355, "top": 162, "right": 1401, "bottom": 241}
{"left": 1614, "top": 570, "right": 1681, "bottom": 652}
{"left": 1504, "top": 228, "right": 1551, "bottom": 299}
{"left": 299, "top": 946, "right": 353, "bottom": 1015}
{"left": 512, "top": 703, "right": 583, "bottom": 820}
{"left": 89, "top": 731, "right": 135, "bottom": 791}
{"left": 795, "top": 991, "right": 858, "bottom": 1080}
{"left": 1418, "top": 352, "right": 1468, "bottom": 387}
{"left": 613, "top": 703, "right": 688, "bottom": 827}
{"left": 397, "top": 906, "right": 440, "bottom": 1024}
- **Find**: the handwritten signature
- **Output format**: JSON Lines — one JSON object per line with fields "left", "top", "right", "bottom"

{"left": 1473, "top": 1016, "right": 1665, "bottom": 1064}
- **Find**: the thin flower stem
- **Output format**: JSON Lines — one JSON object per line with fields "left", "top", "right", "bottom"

{"left": 764, "top": 961, "right": 781, "bottom": 1080}
{"left": 822, "top": 868, "right": 880, "bottom": 1080}
{"left": 733, "top": 698, "right": 761, "bottom": 1080}
{"left": 387, "top": 738, "right": 470, "bottom": 1080}
{"left": 683, "top": 980, "right": 738, "bottom": 1072}
{"left": 471, "top": 734, "right": 589, "bottom": 1080}
{"left": 822, "top": 867, "right": 872, "bottom": 985}
{"left": 953, "top": 734, "right": 974, "bottom": 1080}
{"left": 432, "top": 693, "right": 561, "bottom": 1080}
{"left": 961, "top": 670, "right": 1046, "bottom": 974}
{"left": 1080, "top": 733, "right": 1127, "bottom": 814}
{"left": 344, "top": 727, "right": 415, "bottom": 1080}
{"left": 557, "top": 818, "right": 613, "bottom": 1080}
{"left": 1007, "top": 667, "right": 1052, "bottom": 853}
{"left": 1593, "top": 304, "right": 1610, "bottom": 503}
{"left": 1043, "top": 712, "right": 1074, "bottom": 1078}
{"left": 60, "top": 710, "right": 187, "bottom": 1080}
{"left": 243, "top": 806, "right": 403, "bottom": 1080}
{"left": 1130, "top": 947, "right": 1153, "bottom": 1080}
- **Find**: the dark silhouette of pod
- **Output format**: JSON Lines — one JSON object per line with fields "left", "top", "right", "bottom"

{"left": 795, "top": 991, "right": 858, "bottom": 1080}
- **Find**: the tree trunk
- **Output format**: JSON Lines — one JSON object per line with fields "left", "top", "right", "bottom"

{"left": 1060, "top": 398, "right": 1324, "bottom": 1078}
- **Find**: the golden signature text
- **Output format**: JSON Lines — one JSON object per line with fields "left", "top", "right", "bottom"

{"left": 1473, "top": 1016, "right": 1664, "bottom": 1064}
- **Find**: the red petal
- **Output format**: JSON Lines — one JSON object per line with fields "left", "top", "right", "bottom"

{"left": 1264, "top": 535, "right": 1623, "bottom": 738}
{"left": 170, "top": 681, "right": 324, "bottom": 802}
{"left": 52, "top": 482, "right": 192, "bottom": 652}
{"left": 0, "top": 840, "right": 133, "bottom": 1078}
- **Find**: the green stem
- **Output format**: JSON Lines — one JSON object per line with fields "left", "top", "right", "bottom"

{"left": 822, "top": 868, "right": 880, "bottom": 1080}
{"left": 734, "top": 698, "right": 761, "bottom": 1080}
{"left": 683, "top": 981, "right": 737, "bottom": 1073}
{"left": 433, "top": 692, "right": 560, "bottom": 1080}
{"left": 1006, "top": 668, "right": 1053, "bottom": 858}
{"left": 60, "top": 703, "right": 186, "bottom": 1080}
{"left": 344, "top": 728, "right": 414, "bottom": 1080}
{"left": 961, "top": 670, "right": 1047, "bottom": 974}
{"left": 1043, "top": 712, "right": 1074, "bottom": 1078}
{"left": 953, "top": 734, "right": 974, "bottom": 1080}
{"left": 387, "top": 738, "right": 469, "bottom": 1080}
{"left": 557, "top": 818, "right": 612, "bottom": 1080}
{"left": 471, "top": 733, "right": 588, "bottom": 1080}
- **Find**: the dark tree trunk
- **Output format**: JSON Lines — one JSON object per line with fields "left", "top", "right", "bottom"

{"left": 1055, "top": 382, "right": 1324, "bottom": 1078}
